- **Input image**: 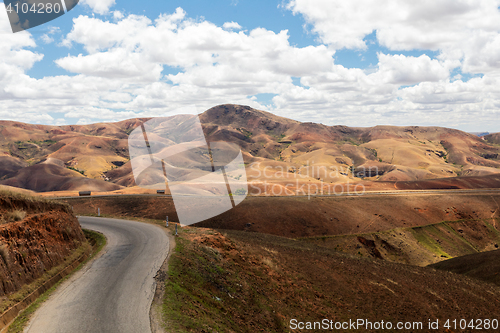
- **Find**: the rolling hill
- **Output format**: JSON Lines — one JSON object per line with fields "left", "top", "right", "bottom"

{"left": 0, "top": 105, "right": 499, "bottom": 193}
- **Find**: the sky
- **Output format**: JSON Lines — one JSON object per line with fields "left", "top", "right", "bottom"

{"left": 1, "top": 0, "right": 500, "bottom": 132}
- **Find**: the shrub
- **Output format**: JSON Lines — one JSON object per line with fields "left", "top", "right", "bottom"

{"left": 0, "top": 244, "right": 9, "bottom": 266}
{"left": 0, "top": 210, "right": 27, "bottom": 224}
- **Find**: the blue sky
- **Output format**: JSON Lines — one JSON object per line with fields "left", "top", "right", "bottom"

{"left": 1, "top": 0, "right": 500, "bottom": 131}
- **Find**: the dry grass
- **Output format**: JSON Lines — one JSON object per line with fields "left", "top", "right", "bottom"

{"left": 0, "top": 189, "right": 72, "bottom": 218}
{"left": 0, "top": 210, "right": 26, "bottom": 224}
{"left": 0, "top": 244, "right": 9, "bottom": 266}
{"left": 0, "top": 189, "right": 59, "bottom": 205}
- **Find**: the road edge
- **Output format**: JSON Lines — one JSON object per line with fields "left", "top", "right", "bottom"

{"left": 150, "top": 226, "right": 176, "bottom": 333}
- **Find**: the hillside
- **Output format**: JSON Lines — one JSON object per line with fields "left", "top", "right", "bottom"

{"left": 430, "top": 248, "right": 500, "bottom": 286}
{"left": 0, "top": 163, "right": 121, "bottom": 193}
{"left": 0, "top": 105, "right": 499, "bottom": 193}
{"left": 65, "top": 192, "right": 500, "bottom": 242}
{"left": 162, "top": 226, "right": 500, "bottom": 332}
{"left": 485, "top": 132, "right": 500, "bottom": 145}
{"left": 0, "top": 118, "right": 145, "bottom": 192}
{"left": 200, "top": 105, "right": 500, "bottom": 182}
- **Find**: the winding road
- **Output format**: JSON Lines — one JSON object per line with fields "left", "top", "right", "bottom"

{"left": 24, "top": 216, "right": 170, "bottom": 333}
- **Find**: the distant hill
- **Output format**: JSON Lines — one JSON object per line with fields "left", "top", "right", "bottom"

{"left": 469, "top": 131, "right": 489, "bottom": 137}
{"left": 485, "top": 132, "right": 500, "bottom": 145}
{"left": 0, "top": 163, "right": 121, "bottom": 192}
{"left": 0, "top": 104, "right": 499, "bottom": 193}
{"left": 0, "top": 118, "right": 146, "bottom": 192}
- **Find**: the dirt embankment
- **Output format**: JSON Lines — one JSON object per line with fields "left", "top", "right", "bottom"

{"left": 63, "top": 195, "right": 178, "bottom": 222}
{"left": 0, "top": 192, "right": 85, "bottom": 296}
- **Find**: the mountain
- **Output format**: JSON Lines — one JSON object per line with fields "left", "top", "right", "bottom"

{"left": 0, "top": 104, "right": 499, "bottom": 193}
{"left": 201, "top": 105, "right": 500, "bottom": 180}
{"left": 0, "top": 119, "right": 147, "bottom": 192}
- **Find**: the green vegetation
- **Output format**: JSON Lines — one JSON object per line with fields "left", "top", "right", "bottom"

{"left": 162, "top": 234, "right": 227, "bottom": 333}
{"left": 14, "top": 141, "right": 29, "bottom": 149}
{"left": 29, "top": 139, "right": 56, "bottom": 146}
{"left": 441, "top": 144, "right": 450, "bottom": 163}
{"left": 365, "top": 147, "right": 378, "bottom": 158}
{"left": 483, "top": 220, "right": 500, "bottom": 237}
{"left": 13, "top": 139, "right": 56, "bottom": 149}
{"left": 2, "top": 242, "right": 90, "bottom": 314}
{"left": 82, "top": 229, "right": 106, "bottom": 257}
{"left": 412, "top": 226, "right": 452, "bottom": 259}
{"left": 124, "top": 128, "right": 135, "bottom": 135}
{"left": 237, "top": 128, "right": 253, "bottom": 139}
{"left": 9, "top": 140, "right": 56, "bottom": 164}
{"left": 341, "top": 138, "right": 360, "bottom": 146}
{"left": 232, "top": 188, "right": 247, "bottom": 196}
{"left": 161, "top": 222, "right": 500, "bottom": 332}
{"left": 66, "top": 166, "right": 85, "bottom": 175}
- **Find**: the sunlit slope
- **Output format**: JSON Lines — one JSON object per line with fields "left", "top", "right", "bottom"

{"left": 199, "top": 105, "right": 500, "bottom": 183}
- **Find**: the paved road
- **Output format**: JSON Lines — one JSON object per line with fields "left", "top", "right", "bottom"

{"left": 51, "top": 188, "right": 500, "bottom": 200}
{"left": 24, "top": 217, "right": 170, "bottom": 333}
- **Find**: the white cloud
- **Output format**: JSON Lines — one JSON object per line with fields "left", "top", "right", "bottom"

{"left": 1, "top": 5, "right": 500, "bottom": 131}
{"left": 80, "top": 0, "right": 116, "bottom": 15}
{"left": 76, "top": 118, "right": 92, "bottom": 125}
{"left": 373, "top": 54, "right": 451, "bottom": 85}
{"left": 41, "top": 34, "right": 54, "bottom": 44}
{"left": 58, "top": 12, "right": 335, "bottom": 83}
{"left": 39, "top": 26, "right": 60, "bottom": 44}
{"left": 0, "top": 10, "right": 43, "bottom": 70}
{"left": 0, "top": 8, "right": 44, "bottom": 108}
{"left": 286, "top": 0, "right": 500, "bottom": 75}
{"left": 287, "top": 1, "right": 500, "bottom": 49}
{"left": 223, "top": 21, "right": 242, "bottom": 30}
{"left": 113, "top": 11, "right": 124, "bottom": 20}
{"left": 54, "top": 118, "right": 67, "bottom": 126}
{"left": 55, "top": 49, "right": 164, "bottom": 82}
